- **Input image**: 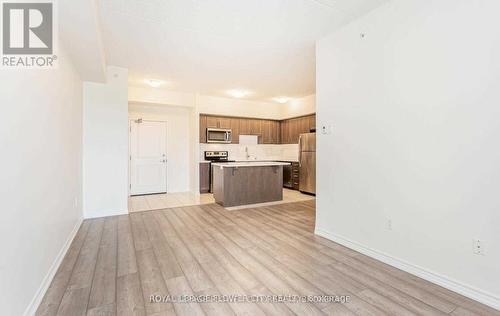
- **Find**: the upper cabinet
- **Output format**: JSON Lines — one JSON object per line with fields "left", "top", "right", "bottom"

{"left": 206, "top": 116, "right": 231, "bottom": 129}
{"left": 219, "top": 117, "right": 232, "bottom": 129}
{"left": 308, "top": 114, "right": 316, "bottom": 131}
{"left": 199, "top": 114, "right": 314, "bottom": 145}
{"left": 239, "top": 118, "right": 251, "bottom": 135}
{"left": 206, "top": 116, "right": 218, "bottom": 128}
{"left": 262, "top": 120, "right": 280, "bottom": 144}
{"left": 199, "top": 115, "right": 207, "bottom": 143}
{"left": 280, "top": 114, "right": 316, "bottom": 144}
{"left": 249, "top": 119, "right": 262, "bottom": 135}
{"left": 230, "top": 118, "right": 240, "bottom": 144}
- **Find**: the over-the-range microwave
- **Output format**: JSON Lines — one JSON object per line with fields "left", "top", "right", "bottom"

{"left": 207, "top": 128, "right": 232, "bottom": 143}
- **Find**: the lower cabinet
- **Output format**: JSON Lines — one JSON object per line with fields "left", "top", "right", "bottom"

{"left": 199, "top": 162, "right": 210, "bottom": 193}
{"left": 283, "top": 161, "right": 300, "bottom": 190}
{"left": 292, "top": 162, "right": 300, "bottom": 190}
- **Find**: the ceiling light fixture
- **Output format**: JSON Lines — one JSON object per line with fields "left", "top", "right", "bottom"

{"left": 272, "top": 97, "right": 291, "bottom": 104}
{"left": 226, "top": 89, "right": 251, "bottom": 98}
{"left": 145, "top": 79, "right": 164, "bottom": 88}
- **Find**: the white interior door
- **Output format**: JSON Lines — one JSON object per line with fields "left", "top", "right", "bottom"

{"left": 130, "top": 120, "right": 167, "bottom": 195}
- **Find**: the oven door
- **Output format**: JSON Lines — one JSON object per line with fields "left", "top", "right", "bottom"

{"left": 207, "top": 128, "right": 232, "bottom": 143}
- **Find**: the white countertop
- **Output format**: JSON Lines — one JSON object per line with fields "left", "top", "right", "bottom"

{"left": 212, "top": 161, "right": 291, "bottom": 168}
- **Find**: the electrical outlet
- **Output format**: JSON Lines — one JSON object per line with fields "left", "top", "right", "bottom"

{"left": 473, "top": 239, "right": 485, "bottom": 255}
{"left": 386, "top": 219, "right": 393, "bottom": 231}
{"left": 321, "top": 124, "right": 332, "bottom": 135}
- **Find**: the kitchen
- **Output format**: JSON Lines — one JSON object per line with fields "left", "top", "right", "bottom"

{"left": 127, "top": 95, "right": 317, "bottom": 213}
{"left": 199, "top": 113, "right": 316, "bottom": 208}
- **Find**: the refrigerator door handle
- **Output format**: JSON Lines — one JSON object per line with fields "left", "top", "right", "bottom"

{"left": 298, "top": 135, "right": 302, "bottom": 167}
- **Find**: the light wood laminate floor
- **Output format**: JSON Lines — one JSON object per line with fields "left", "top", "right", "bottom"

{"left": 37, "top": 201, "right": 499, "bottom": 316}
{"left": 128, "top": 189, "right": 314, "bottom": 213}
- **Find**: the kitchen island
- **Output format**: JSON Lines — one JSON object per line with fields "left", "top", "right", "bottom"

{"left": 211, "top": 162, "right": 290, "bottom": 207}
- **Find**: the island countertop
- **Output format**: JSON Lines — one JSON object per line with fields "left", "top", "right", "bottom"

{"left": 211, "top": 161, "right": 291, "bottom": 168}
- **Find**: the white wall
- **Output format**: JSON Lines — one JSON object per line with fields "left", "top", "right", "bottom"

{"left": 282, "top": 94, "right": 316, "bottom": 119}
{"left": 129, "top": 86, "right": 196, "bottom": 108}
{"left": 59, "top": 0, "right": 106, "bottom": 82}
{"left": 129, "top": 103, "right": 193, "bottom": 192}
{"left": 129, "top": 85, "right": 316, "bottom": 120}
{"left": 0, "top": 46, "right": 83, "bottom": 316}
{"left": 316, "top": 0, "right": 500, "bottom": 309}
{"left": 197, "top": 95, "right": 283, "bottom": 119}
{"left": 83, "top": 67, "right": 129, "bottom": 218}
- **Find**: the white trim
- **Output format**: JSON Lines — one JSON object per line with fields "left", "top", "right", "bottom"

{"left": 84, "top": 209, "right": 128, "bottom": 219}
{"left": 23, "top": 218, "right": 84, "bottom": 316}
{"left": 315, "top": 227, "right": 500, "bottom": 311}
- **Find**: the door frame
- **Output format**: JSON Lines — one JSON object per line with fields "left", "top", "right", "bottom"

{"left": 128, "top": 118, "right": 168, "bottom": 196}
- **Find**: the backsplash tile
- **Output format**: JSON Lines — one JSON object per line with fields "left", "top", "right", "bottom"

{"left": 200, "top": 143, "right": 299, "bottom": 162}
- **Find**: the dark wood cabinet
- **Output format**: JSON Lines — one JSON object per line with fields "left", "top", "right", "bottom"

{"left": 199, "top": 113, "right": 315, "bottom": 144}
{"left": 309, "top": 114, "right": 316, "bottom": 131}
{"left": 249, "top": 119, "right": 262, "bottom": 136}
{"left": 206, "top": 116, "right": 231, "bottom": 129}
{"left": 292, "top": 162, "right": 300, "bottom": 190}
{"left": 230, "top": 118, "right": 240, "bottom": 144}
{"left": 199, "top": 162, "right": 210, "bottom": 193}
{"left": 219, "top": 117, "right": 232, "bottom": 129}
{"left": 239, "top": 118, "right": 251, "bottom": 135}
{"left": 261, "top": 120, "right": 271, "bottom": 144}
{"left": 293, "top": 119, "right": 298, "bottom": 143}
{"left": 271, "top": 120, "right": 280, "bottom": 144}
{"left": 206, "top": 116, "right": 218, "bottom": 128}
{"left": 260, "top": 120, "right": 279, "bottom": 144}
{"left": 299, "top": 116, "right": 310, "bottom": 135}
{"left": 279, "top": 114, "right": 315, "bottom": 144}
{"left": 199, "top": 115, "right": 207, "bottom": 143}
{"left": 280, "top": 120, "right": 289, "bottom": 144}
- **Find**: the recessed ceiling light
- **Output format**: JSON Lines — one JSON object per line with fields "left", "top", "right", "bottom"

{"left": 272, "top": 97, "right": 291, "bottom": 104}
{"left": 145, "top": 79, "right": 164, "bottom": 88}
{"left": 227, "top": 89, "right": 251, "bottom": 98}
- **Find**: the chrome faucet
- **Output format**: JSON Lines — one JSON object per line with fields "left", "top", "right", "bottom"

{"left": 245, "top": 147, "right": 250, "bottom": 160}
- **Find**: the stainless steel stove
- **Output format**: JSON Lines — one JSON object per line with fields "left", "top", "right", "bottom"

{"left": 204, "top": 151, "right": 235, "bottom": 192}
{"left": 204, "top": 151, "right": 230, "bottom": 162}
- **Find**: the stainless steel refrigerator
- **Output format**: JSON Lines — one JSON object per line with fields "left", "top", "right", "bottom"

{"left": 299, "top": 132, "right": 316, "bottom": 194}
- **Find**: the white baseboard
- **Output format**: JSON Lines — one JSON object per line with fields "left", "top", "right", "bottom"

{"left": 23, "top": 218, "right": 83, "bottom": 316}
{"left": 84, "top": 209, "right": 128, "bottom": 219}
{"left": 315, "top": 227, "right": 500, "bottom": 311}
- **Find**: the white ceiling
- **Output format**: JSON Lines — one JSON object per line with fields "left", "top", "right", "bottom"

{"left": 99, "top": 0, "right": 387, "bottom": 100}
